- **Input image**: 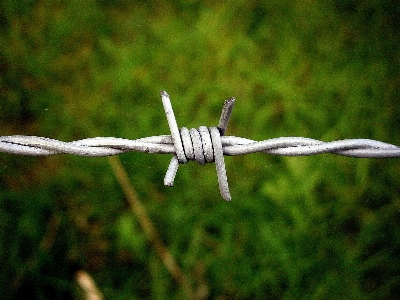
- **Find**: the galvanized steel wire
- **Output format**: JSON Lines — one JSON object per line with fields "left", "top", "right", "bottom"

{"left": 1, "top": 91, "right": 400, "bottom": 200}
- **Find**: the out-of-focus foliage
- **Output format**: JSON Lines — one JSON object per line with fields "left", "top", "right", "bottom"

{"left": 1, "top": 0, "right": 400, "bottom": 299}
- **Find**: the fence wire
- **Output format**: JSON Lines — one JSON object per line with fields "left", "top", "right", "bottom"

{"left": 1, "top": 91, "right": 400, "bottom": 200}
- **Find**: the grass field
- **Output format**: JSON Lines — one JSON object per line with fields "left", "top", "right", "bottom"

{"left": 1, "top": 1, "right": 400, "bottom": 299}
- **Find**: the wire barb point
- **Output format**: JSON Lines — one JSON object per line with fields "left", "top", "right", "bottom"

{"left": 218, "top": 97, "right": 235, "bottom": 136}
{"left": 160, "top": 92, "right": 232, "bottom": 200}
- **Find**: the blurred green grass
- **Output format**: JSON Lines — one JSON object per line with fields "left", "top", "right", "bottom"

{"left": 1, "top": 0, "right": 400, "bottom": 299}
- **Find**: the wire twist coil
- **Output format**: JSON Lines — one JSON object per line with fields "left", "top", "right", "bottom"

{"left": 160, "top": 91, "right": 233, "bottom": 200}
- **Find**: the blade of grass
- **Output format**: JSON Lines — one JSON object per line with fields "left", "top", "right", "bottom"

{"left": 75, "top": 270, "right": 104, "bottom": 300}
{"left": 107, "top": 156, "right": 194, "bottom": 299}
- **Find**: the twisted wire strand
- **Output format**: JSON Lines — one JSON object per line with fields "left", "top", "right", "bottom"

{"left": 1, "top": 135, "right": 400, "bottom": 158}
{"left": 1, "top": 91, "right": 400, "bottom": 200}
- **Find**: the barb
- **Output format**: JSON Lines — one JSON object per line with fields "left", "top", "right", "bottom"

{"left": 1, "top": 91, "right": 400, "bottom": 200}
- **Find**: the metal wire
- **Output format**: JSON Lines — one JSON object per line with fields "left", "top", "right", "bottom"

{"left": 1, "top": 91, "right": 400, "bottom": 200}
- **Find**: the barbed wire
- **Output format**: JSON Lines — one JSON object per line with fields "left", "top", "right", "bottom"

{"left": 1, "top": 91, "right": 400, "bottom": 201}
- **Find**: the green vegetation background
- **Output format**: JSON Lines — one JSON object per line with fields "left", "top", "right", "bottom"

{"left": 1, "top": 0, "right": 400, "bottom": 299}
